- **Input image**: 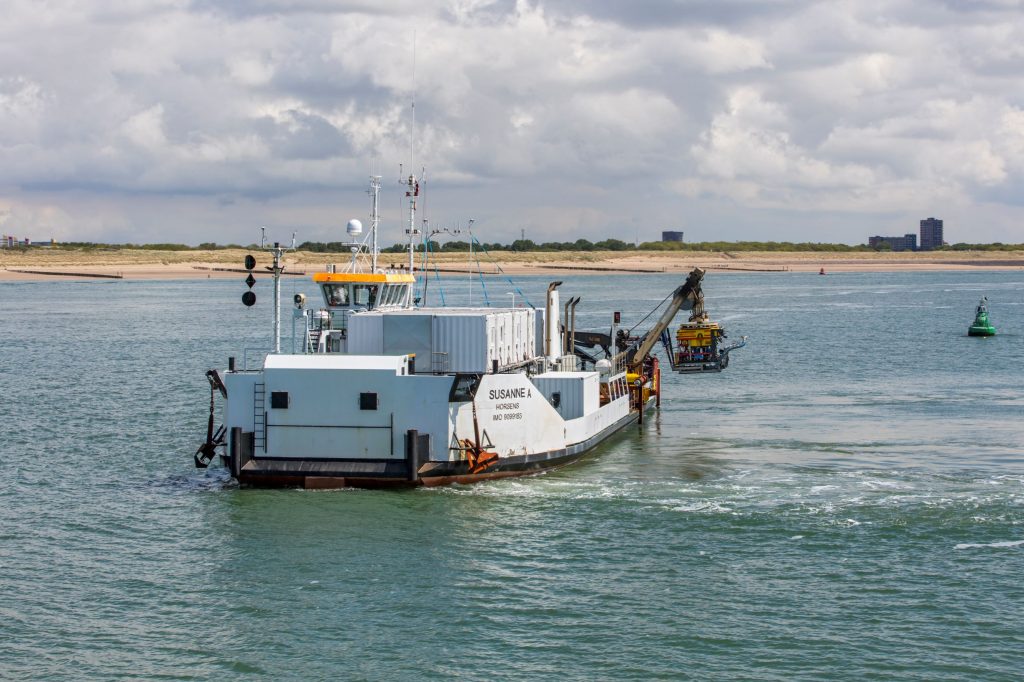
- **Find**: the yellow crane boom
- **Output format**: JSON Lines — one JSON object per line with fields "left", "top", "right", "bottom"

{"left": 619, "top": 267, "right": 705, "bottom": 370}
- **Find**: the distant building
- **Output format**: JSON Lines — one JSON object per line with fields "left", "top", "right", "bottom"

{"left": 662, "top": 231, "right": 684, "bottom": 242}
{"left": 920, "top": 217, "right": 943, "bottom": 251}
{"left": 868, "top": 234, "right": 918, "bottom": 252}
{"left": 2, "top": 236, "right": 55, "bottom": 248}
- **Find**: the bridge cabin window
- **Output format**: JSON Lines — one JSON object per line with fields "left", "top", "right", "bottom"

{"left": 599, "top": 373, "right": 629, "bottom": 405}
{"left": 351, "top": 284, "right": 379, "bottom": 307}
{"left": 611, "top": 375, "right": 628, "bottom": 399}
{"left": 323, "top": 283, "right": 350, "bottom": 307}
{"left": 321, "top": 280, "right": 408, "bottom": 310}
{"left": 378, "top": 283, "right": 409, "bottom": 308}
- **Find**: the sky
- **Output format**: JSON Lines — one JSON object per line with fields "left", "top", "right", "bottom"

{"left": 1, "top": 0, "right": 1023, "bottom": 246}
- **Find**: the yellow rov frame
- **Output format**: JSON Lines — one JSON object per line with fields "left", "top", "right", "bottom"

{"left": 663, "top": 314, "right": 746, "bottom": 374}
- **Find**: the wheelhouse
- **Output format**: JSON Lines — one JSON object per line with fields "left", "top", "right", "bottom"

{"left": 313, "top": 272, "right": 416, "bottom": 312}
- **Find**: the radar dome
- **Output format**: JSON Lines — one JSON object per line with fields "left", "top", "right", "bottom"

{"left": 346, "top": 219, "right": 363, "bottom": 237}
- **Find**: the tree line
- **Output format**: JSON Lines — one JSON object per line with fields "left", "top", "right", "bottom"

{"left": 35, "top": 242, "right": 247, "bottom": 251}
{"left": 291, "top": 239, "right": 1024, "bottom": 253}
{"left": 14, "top": 239, "right": 1024, "bottom": 253}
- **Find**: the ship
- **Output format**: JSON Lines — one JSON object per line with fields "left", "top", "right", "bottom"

{"left": 194, "top": 174, "right": 726, "bottom": 488}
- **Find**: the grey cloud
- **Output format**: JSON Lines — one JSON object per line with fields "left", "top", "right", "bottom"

{"left": 2, "top": 0, "right": 1024, "bottom": 245}
{"left": 255, "top": 110, "right": 353, "bottom": 159}
{"left": 188, "top": 0, "right": 422, "bottom": 18}
{"left": 539, "top": 0, "right": 804, "bottom": 29}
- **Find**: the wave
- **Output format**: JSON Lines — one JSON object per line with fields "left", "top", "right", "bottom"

{"left": 954, "top": 539, "right": 1024, "bottom": 550}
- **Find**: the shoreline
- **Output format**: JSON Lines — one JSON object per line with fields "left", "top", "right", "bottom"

{"left": 2, "top": 249, "right": 1024, "bottom": 281}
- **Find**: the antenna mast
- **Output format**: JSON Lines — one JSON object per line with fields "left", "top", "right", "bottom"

{"left": 404, "top": 33, "right": 421, "bottom": 274}
{"left": 368, "top": 175, "right": 381, "bottom": 273}
{"left": 261, "top": 230, "right": 296, "bottom": 354}
{"left": 404, "top": 171, "right": 420, "bottom": 274}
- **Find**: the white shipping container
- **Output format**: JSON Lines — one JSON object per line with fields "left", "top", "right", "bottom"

{"left": 494, "top": 315, "right": 504, "bottom": 365}
{"left": 346, "top": 308, "right": 538, "bottom": 373}
{"left": 498, "top": 315, "right": 510, "bottom": 365}
{"left": 535, "top": 309, "right": 546, "bottom": 358}
{"left": 432, "top": 313, "right": 491, "bottom": 373}
{"left": 346, "top": 313, "right": 384, "bottom": 354}
{"left": 524, "top": 309, "right": 537, "bottom": 361}
{"left": 425, "top": 308, "right": 536, "bottom": 373}
{"left": 509, "top": 308, "right": 534, "bottom": 364}
{"left": 531, "top": 371, "right": 600, "bottom": 420}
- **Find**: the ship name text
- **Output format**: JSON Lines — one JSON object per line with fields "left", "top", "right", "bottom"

{"left": 488, "top": 388, "right": 532, "bottom": 400}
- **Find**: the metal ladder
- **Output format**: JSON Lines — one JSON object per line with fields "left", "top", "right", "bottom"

{"left": 306, "top": 328, "right": 321, "bottom": 353}
{"left": 253, "top": 383, "right": 266, "bottom": 452}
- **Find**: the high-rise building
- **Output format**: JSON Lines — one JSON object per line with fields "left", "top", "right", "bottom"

{"left": 920, "top": 218, "right": 943, "bottom": 251}
{"left": 662, "top": 231, "right": 684, "bottom": 242}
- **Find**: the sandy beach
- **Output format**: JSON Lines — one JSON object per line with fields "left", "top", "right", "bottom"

{"left": 2, "top": 247, "right": 1023, "bottom": 281}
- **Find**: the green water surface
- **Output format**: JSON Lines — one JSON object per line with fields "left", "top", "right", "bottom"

{"left": 1, "top": 271, "right": 1022, "bottom": 680}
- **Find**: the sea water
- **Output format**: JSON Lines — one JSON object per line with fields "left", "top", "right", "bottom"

{"left": 1, "top": 270, "right": 1022, "bottom": 680}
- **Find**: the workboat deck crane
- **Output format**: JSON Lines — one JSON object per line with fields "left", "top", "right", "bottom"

{"left": 570, "top": 268, "right": 746, "bottom": 377}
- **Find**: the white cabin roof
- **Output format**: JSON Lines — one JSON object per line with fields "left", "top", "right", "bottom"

{"left": 264, "top": 354, "right": 407, "bottom": 371}
{"left": 534, "top": 371, "right": 599, "bottom": 380}
{"left": 352, "top": 307, "right": 522, "bottom": 318}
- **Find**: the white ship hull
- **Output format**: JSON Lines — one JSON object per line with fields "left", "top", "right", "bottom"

{"left": 195, "top": 254, "right": 707, "bottom": 488}
{"left": 219, "top": 352, "right": 653, "bottom": 489}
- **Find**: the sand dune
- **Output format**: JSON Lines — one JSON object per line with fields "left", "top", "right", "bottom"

{"left": 2, "top": 247, "right": 1023, "bottom": 281}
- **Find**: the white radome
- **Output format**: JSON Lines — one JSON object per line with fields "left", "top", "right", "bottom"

{"left": 346, "top": 219, "right": 363, "bottom": 237}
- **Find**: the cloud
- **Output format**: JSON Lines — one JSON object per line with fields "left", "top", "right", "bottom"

{"left": 1, "top": 0, "right": 1023, "bottom": 245}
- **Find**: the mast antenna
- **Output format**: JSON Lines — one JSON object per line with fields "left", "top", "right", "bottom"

{"left": 410, "top": 113, "right": 414, "bottom": 181}
{"left": 367, "top": 174, "right": 381, "bottom": 273}
{"left": 403, "top": 32, "right": 421, "bottom": 276}
{"left": 411, "top": 31, "right": 416, "bottom": 172}
{"left": 260, "top": 229, "right": 296, "bottom": 354}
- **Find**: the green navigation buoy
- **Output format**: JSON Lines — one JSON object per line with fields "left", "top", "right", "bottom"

{"left": 968, "top": 297, "right": 996, "bottom": 336}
